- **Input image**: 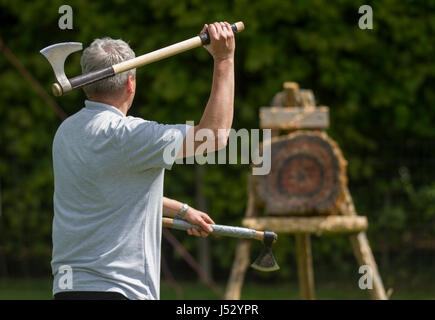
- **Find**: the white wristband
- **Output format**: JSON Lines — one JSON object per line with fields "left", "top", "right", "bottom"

{"left": 175, "top": 203, "right": 189, "bottom": 220}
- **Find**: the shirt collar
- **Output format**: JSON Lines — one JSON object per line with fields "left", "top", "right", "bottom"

{"left": 85, "top": 100, "right": 125, "bottom": 117}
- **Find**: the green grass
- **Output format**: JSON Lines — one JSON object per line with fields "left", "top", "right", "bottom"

{"left": 0, "top": 278, "right": 52, "bottom": 300}
{"left": 0, "top": 278, "right": 433, "bottom": 300}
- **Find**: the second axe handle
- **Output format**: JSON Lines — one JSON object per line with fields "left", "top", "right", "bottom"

{"left": 162, "top": 217, "right": 272, "bottom": 242}
{"left": 63, "top": 22, "right": 244, "bottom": 95}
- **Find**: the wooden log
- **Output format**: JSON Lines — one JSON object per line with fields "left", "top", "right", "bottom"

{"left": 242, "top": 216, "right": 368, "bottom": 235}
{"left": 340, "top": 185, "right": 358, "bottom": 216}
{"left": 300, "top": 89, "right": 316, "bottom": 107}
{"left": 270, "top": 83, "right": 316, "bottom": 108}
{"left": 270, "top": 91, "right": 286, "bottom": 107}
{"left": 254, "top": 131, "right": 346, "bottom": 215}
{"left": 270, "top": 82, "right": 301, "bottom": 107}
{"left": 259, "top": 106, "right": 329, "bottom": 130}
{"left": 283, "top": 82, "right": 300, "bottom": 106}
{"left": 295, "top": 234, "right": 315, "bottom": 299}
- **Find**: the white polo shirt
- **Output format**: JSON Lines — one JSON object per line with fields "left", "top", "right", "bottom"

{"left": 51, "top": 100, "right": 189, "bottom": 300}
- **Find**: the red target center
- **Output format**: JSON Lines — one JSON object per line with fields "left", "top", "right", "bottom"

{"left": 279, "top": 155, "right": 323, "bottom": 197}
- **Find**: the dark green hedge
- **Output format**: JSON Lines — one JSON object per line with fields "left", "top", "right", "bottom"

{"left": 0, "top": 0, "right": 434, "bottom": 279}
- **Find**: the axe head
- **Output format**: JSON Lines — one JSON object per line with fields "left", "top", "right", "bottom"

{"left": 40, "top": 42, "right": 83, "bottom": 96}
{"left": 251, "top": 231, "right": 280, "bottom": 272}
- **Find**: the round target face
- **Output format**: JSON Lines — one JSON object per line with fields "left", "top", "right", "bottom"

{"left": 256, "top": 131, "right": 346, "bottom": 215}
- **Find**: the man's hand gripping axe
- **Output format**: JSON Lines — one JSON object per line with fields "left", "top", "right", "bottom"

{"left": 40, "top": 22, "right": 244, "bottom": 96}
{"left": 163, "top": 217, "right": 279, "bottom": 272}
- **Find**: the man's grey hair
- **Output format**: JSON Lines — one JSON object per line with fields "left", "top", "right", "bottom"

{"left": 80, "top": 37, "right": 136, "bottom": 98}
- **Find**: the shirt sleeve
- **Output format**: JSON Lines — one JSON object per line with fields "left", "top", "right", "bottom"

{"left": 117, "top": 116, "right": 191, "bottom": 171}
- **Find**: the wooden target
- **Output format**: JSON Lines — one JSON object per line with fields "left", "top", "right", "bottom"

{"left": 255, "top": 131, "right": 347, "bottom": 216}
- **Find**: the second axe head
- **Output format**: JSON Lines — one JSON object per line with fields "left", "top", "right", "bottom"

{"left": 251, "top": 230, "right": 280, "bottom": 272}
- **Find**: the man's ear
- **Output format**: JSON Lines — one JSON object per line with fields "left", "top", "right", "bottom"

{"left": 126, "top": 75, "right": 135, "bottom": 94}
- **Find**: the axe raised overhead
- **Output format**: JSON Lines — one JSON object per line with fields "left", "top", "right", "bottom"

{"left": 162, "top": 217, "right": 279, "bottom": 272}
{"left": 40, "top": 22, "right": 244, "bottom": 97}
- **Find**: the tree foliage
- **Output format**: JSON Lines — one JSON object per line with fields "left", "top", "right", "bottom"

{"left": 0, "top": 0, "right": 434, "bottom": 278}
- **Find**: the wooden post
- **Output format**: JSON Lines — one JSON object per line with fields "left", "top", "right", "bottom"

{"left": 341, "top": 186, "right": 388, "bottom": 300}
{"left": 349, "top": 232, "right": 388, "bottom": 300}
{"left": 295, "top": 233, "right": 315, "bottom": 299}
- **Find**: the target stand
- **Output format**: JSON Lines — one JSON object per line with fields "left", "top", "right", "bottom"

{"left": 224, "top": 82, "right": 388, "bottom": 300}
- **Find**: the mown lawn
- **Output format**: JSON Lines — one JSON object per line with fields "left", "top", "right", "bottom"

{"left": 0, "top": 278, "right": 433, "bottom": 300}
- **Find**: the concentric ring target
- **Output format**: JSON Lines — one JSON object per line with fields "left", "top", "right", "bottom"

{"left": 256, "top": 131, "right": 347, "bottom": 215}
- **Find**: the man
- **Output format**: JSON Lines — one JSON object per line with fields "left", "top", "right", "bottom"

{"left": 51, "top": 22, "right": 235, "bottom": 300}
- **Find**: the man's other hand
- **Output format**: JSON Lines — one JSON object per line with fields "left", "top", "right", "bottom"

{"left": 183, "top": 207, "right": 215, "bottom": 237}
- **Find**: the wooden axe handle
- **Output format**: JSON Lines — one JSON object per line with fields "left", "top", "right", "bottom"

{"left": 59, "top": 22, "right": 244, "bottom": 96}
{"left": 162, "top": 217, "right": 274, "bottom": 242}
{"left": 114, "top": 21, "right": 244, "bottom": 74}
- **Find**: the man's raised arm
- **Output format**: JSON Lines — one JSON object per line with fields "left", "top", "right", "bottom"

{"left": 178, "top": 21, "right": 235, "bottom": 159}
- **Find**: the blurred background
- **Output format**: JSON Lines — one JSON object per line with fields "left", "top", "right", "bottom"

{"left": 0, "top": 0, "right": 434, "bottom": 299}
